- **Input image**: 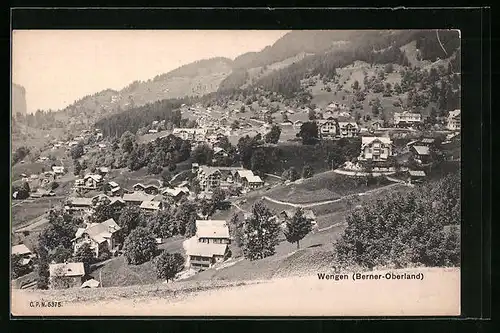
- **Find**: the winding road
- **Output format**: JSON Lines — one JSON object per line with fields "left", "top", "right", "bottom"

{"left": 261, "top": 182, "right": 404, "bottom": 208}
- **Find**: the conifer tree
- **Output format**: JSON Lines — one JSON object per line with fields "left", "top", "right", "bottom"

{"left": 284, "top": 208, "right": 312, "bottom": 249}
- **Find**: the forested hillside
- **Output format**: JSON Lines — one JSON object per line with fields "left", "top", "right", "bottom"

{"left": 253, "top": 30, "right": 460, "bottom": 97}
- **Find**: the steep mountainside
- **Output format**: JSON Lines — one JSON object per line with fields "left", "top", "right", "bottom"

{"left": 12, "top": 83, "right": 27, "bottom": 115}
{"left": 50, "top": 57, "right": 234, "bottom": 127}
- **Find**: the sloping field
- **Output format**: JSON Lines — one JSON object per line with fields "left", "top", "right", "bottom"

{"left": 263, "top": 171, "right": 392, "bottom": 204}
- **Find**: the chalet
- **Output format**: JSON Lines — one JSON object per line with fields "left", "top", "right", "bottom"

{"left": 411, "top": 145, "right": 431, "bottom": 163}
{"left": 72, "top": 218, "right": 121, "bottom": 257}
{"left": 447, "top": 109, "right": 461, "bottom": 131}
{"left": 107, "top": 181, "right": 121, "bottom": 196}
{"left": 232, "top": 169, "right": 254, "bottom": 185}
{"left": 12, "top": 244, "right": 35, "bottom": 266}
{"left": 359, "top": 137, "right": 393, "bottom": 162}
{"left": 280, "top": 120, "right": 293, "bottom": 127}
{"left": 97, "top": 167, "right": 109, "bottom": 176}
{"left": 407, "top": 170, "right": 426, "bottom": 184}
{"left": 108, "top": 198, "right": 126, "bottom": 209}
{"left": 187, "top": 242, "right": 229, "bottom": 271}
{"left": 242, "top": 175, "right": 264, "bottom": 190}
{"left": 51, "top": 166, "right": 65, "bottom": 175}
{"left": 293, "top": 120, "right": 304, "bottom": 128}
{"left": 317, "top": 119, "right": 339, "bottom": 140}
{"left": 197, "top": 166, "right": 222, "bottom": 192}
{"left": 393, "top": 111, "right": 422, "bottom": 127}
{"left": 322, "top": 110, "right": 335, "bottom": 119}
{"left": 82, "top": 174, "right": 103, "bottom": 189}
{"left": 279, "top": 209, "right": 317, "bottom": 227}
{"left": 148, "top": 129, "right": 158, "bottom": 134}
{"left": 213, "top": 147, "right": 228, "bottom": 158}
{"left": 195, "top": 220, "right": 231, "bottom": 244}
{"left": 98, "top": 143, "right": 107, "bottom": 149}
{"left": 419, "top": 138, "right": 436, "bottom": 146}
{"left": 66, "top": 197, "right": 93, "bottom": 211}
{"left": 30, "top": 188, "right": 56, "bottom": 198}
{"left": 370, "top": 121, "right": 382, "bottom": 131}
{"left": 49, "top": 262, "right": 85, "bottom": 289}
{"left": 123, "top": 192, "right": 156, "bottom": 205}
{"left": 132, "top": 183, "right": 160, "bottom": 195}
{"left": 338, "top": 122, "right": 359, "bottom": 138}
{"left": 162, "top": 187, "right": 190, "bottom": 202}
{"left": 139, "top": 201, "right": 163, "bottom": 212}
{"left": 68, "top": 141, "right": 79, "bottom": 147}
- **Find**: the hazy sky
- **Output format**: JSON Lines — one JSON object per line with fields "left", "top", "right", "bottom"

{"left": 12, "top": 30, "right": 289, "bottom": 112}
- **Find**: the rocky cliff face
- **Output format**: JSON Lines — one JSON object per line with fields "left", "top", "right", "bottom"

{"left": 12, "top": 83, "right": 27, "bottom": 115}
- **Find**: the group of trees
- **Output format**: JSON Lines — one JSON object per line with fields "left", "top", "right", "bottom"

{"left": 191, "top": 137, "right": 239, "bottom": 167}
{"left": 233, "top": 201, "right": 314, "bottom": 260}
{"left": 82, "top": 131, "right": 191, "bottom": 175}
{"left": 336, "top": 172, "right": 460, "bottom": 269}
{"left": 35, "top": 209, "right": 85, "bottom": 289}
{"left": 95, "top": 99, "right": 185, "bottom": 138}
{"left": 12, "top": 146, "right": 30, "bottom": 165}
{"left": 12, "top": 181, "right": 30, "bottom": 199}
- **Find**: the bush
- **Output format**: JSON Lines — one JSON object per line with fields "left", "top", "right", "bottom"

{"left": 154, "top": 252, "right": 185, "bottom": 282}
{"left": 50, "top": 182, "right": 59, "bottom": 190}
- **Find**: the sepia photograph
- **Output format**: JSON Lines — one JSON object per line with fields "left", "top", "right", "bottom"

{"left": 11, "top": 29, "right": 461, "bottom": 316}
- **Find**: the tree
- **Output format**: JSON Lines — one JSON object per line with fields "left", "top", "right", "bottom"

{"left": 250, "top": 148, "right": 268, "bottom": 176}
{"left": 72, "top": 243, "right": 95, "bottom": 273}
{"left": 50, "top": 245, "right": 73, "bottom": 264}
{"left": 284, "top": 208, "right": 313, "bottom": 249}
{"left": 282, "top": 167, "right": 300, "bottom": 182}
{"left": 147, "top": 210, "right": 175, "bottom": 239}
{"left": 394, "top": 82, "right": 402, "bottom": 95}
{"left": 12, "top": 146, "right": 30, "bottom": 165}
{"left": 212, "top": 187, "right": 227, "bottom": 211}
{"left": 297, "top": 122, "right": 319, "bottom": 145}
{"left": 229, "top": 213, "right": 244, "bottom": 247}
{"left": 192, "top": 144, "right": 214, "bottom": 165}
{"left": 308, "top": 109, "right": 316, "bottom": 120}
{"left": 117, "top": 206, "right": 142, "bottom": 240}
{"left": 371, "top": 97, "right": 382, "bottom": 116}
{"left": 175, "top": 201, "right": 198, "bottom": 236}
{"left": 38, "top": 209, "right": 77, "bottom": 251}
{"left": 384, "top": 63, "right": 394, "bottom": 74}
{"left": 154, "top": 252, "right": 185, "bottom": 282}
{"left": 36, "top": 246, "right": 50, "bottom": 289}
{"left": 90, "top": 196, "right": 121, "bottom": 224}
{"left": 241, "top": 201, "right": 280, "bottom": 260}
{"left": 13, "top": 181, "right": 31, "bottom": 199}
{"left": 73, "top": 160, "right": 82, "bottom": 176}
{"left": 264, "top": 125, "right": 281, "bottom": 144}
{"left": 11, "top": 254, "right": 32, "bottom": 279}
{"left": 160, "top": 169, "right": 172, "bottom": 186}
{"left": 240, "top": 105, "right": 246, "bottom": 113}
{"left": 351, "top": 80, "right": 360, "bottom": 91}
{"left": 120, "top": 131, "right": 137, "bottom": 154}
{"left": 302, "top": 164, "right": 314, "bottom": 179}
{"left": 70, "top": 142, "right": 84, "bottom": 160}
{"left": 123, "top": 227, "right": 158, "bottom": 265}
{"left": 231, "top": 120, "right": 240, "bottom": 130}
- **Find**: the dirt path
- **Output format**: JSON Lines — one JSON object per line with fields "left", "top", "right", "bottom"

{"left": 11, "top": 267, "right": 460, "bottom": 316}
{"left": 262, "top": 183, "right": 404, "bottom": 208}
